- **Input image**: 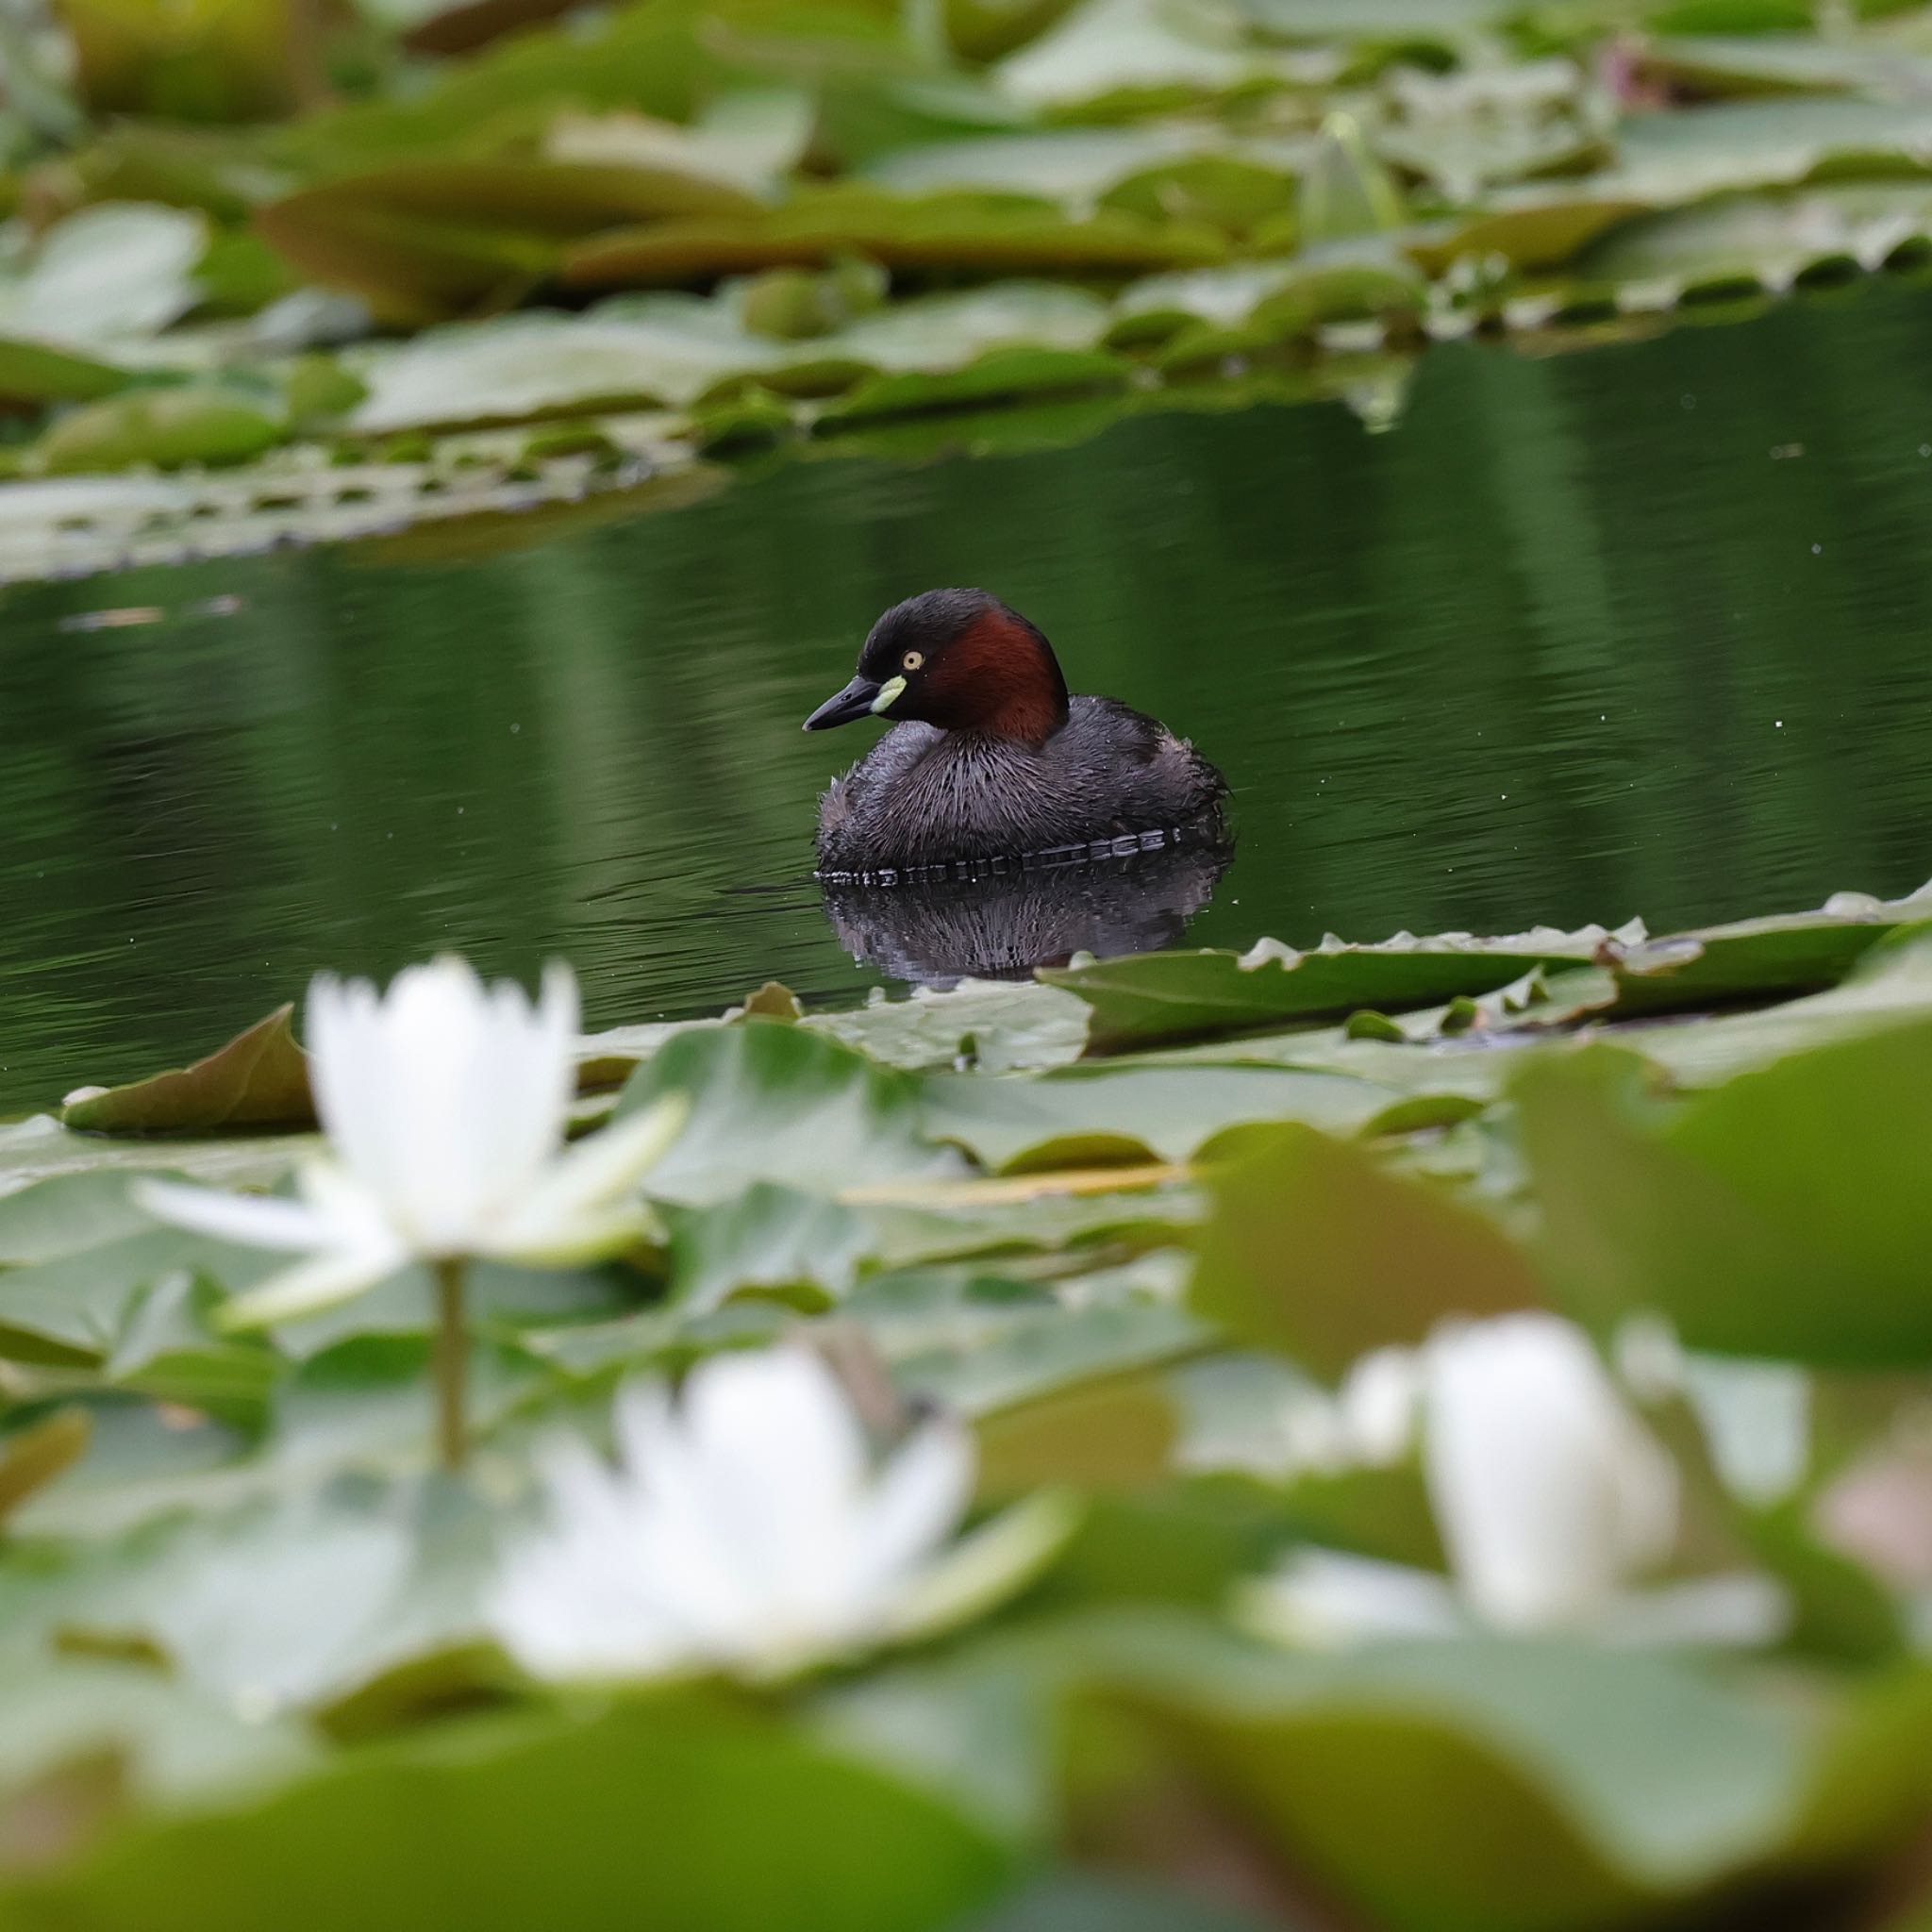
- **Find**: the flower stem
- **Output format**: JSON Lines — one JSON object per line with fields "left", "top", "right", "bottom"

{"left": 433, "top": 1256, "right": 469, "bottom": 1473}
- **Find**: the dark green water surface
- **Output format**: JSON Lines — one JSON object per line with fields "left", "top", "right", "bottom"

{"left": 7, "top": 282, "right": 1932, "bottom": 1111}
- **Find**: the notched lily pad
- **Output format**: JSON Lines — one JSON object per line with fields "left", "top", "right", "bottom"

{"left": 62, "top": 1003, "right": 315, "bottom": 1135}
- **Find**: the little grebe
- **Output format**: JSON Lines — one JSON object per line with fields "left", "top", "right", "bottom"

{"left": 804, "top": 589, "right": 1227, "bottom": 874}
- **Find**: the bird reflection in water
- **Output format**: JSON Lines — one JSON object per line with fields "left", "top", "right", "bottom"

{"left": 817, "top": 828, "right": 1233, "bottom": 988}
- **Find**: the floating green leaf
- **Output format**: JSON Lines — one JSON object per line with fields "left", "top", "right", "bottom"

{"left": 62, "top": 1004, "right": 312, "bottom": 1134}
{"left": 36, "top": 386, "right": 285, "bottom": 475}
{"left": 1517, "top": 1031, "right": 1932, "bottom": 1366}
{"left": 1190, "top": 1121, "right": 1542, "bottom": 1376}
{"left": 0, "top": 1698, "right": 1011, "bottom": 1932}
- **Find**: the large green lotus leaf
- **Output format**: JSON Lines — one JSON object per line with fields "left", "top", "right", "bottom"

{"left": 540, "top": 90, "right": 818, "bottom": 196}
{"left": 664, "top": 1181, "right": 869, "bottom": 1310}
{"left": 0, "top": 1654, "right": 313, "bottom": 1811}
{"left": 263, "top": 1337, "right": 540, "bottom": 1495}
{"left": 253, "top": 194, "right": 560, "bottom": 323}
{"left": 0, "top": 203, "right": 208, "bottom": 348}
{"left": 347, "top": 281, "right": 1113, "bottom": 431}
{"left": 1516, "top": 1033, "right": 1932, "bottom": 1364}
{"left": 868, "top": 1271, "right": 1208, "bottom": 1413}
{"left": 1610, "top": 96, "right": 1932, "bottom": 203}
{"left": 809, "top": 979, "right": 1089, "bottom": 1073}
{"left": 105, "top": 1272, "right": 281, "bottom": 1424}
{"left": 1102, "top": 153, "right": 1299, "bottom": 235}
{"left": 1049, "top": 892, "right": 1932, "bottom": 1051}
{"left": 817, "top": 343, "right": 1132, "bottom": 425}
{"left": 1637, "top": 34, "right": 1932, "bottom": 100}
{"left": 256, "top": 156, "right": 770, "bottom": 315}
{"left": 0, "top": 1115, "right": 310, "bottom": 1197}
{"left": 272, "top": 1, "right": 710, "bottom": 174}
{"left": 1111, "top": 252, "right": 1422, "bottom": 340}
{"left": 36, "top": 385, "right": 285, "bottom": 475}
{"left": 0, "top": 1224, "right": 283, "bottom": 1366}
{"left": 993, "top": 0, "right": 1313, "bottom": 110}
{"left": 1574, "top": 180, "right": 1932, "bottom": 293}
{"left": 1406, "top": 187, "right": 1657, "bottom": 275}
{"left": 560, "top": 189, "right": 1226, "bottom": 287}
{"left": 1040, "top": 929, "right": 1618, "bottom": 1052}
{"left": 1597, "top": 888, "right": 1932, "bottom": 1015}
{"left": 0, "top": 337, "right": 132, "bottom": 408}
{"left": 347, "top": 306, "right": 771, "bottom": 427}
{"left": 850, "top": 1179, "right": 1199, "bottom": 1272}
{"left": 812, "top": 278, "right": 1112, "bottom": 365}
{"left": 1629, "top": 928, "right": 1932, "bottom": 1086}
{"left": 258, "top": 159, "right": 763, "bottom": 285}
{"left": 36, "top": 1480, "right": 500, "bottom": 1713}
{"left": 1081, "top": 1612, "right": 1822, "bottom": 1931}
{"left": 614, "top": 1016, "right": 962, "bottom": 1204}
{"left": 59, "top": 119, "right": 293, "bottom": 221}
{"left": 1190, "top": 1120, "right": 1542, "bottom": 1376}
{"left": 61, "top": 1002, "right": 312, "bottom": 1133}
{"left": 13, "top": 1340, "right": 544, "bottom": 1539}
{"left": 268, "top": 1257, "right": 642, "bottom": 1359}
{"left": 865, "top": 125, "right": 1223, "bottom": 200}
{"left": 0, "top": 1171, "right": 169, "bottom": 1263}
{"left": 920, "top": 1060, "right": 1399, "bottom": 1170}
{"left": 974, "top": 1363, "right": 1180, "bottom": 1494}
{"left": 1374, "top": 61, "right": 1612, "bottom": 203}
{"left": 0, "top": 1696, "right": 1010, "bottom": 1932}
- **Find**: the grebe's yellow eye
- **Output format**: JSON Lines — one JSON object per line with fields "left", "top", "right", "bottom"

{"left": 902, "top": 649, "right": 924, "bottom": 672}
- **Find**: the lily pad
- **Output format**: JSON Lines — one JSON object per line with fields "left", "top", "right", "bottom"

{"left": 1190, "top": 1121, "right": 1542, "bottom": 1377}
{"left": 62, "top": 1004, "right": 313, "bottom": 1134}
{"left": 1516, "top": 1031, "right": 1932, "bottom": 1366}
{"left": 0, "top": 337, "right": 132, "bottom": 409}
{"left": 0, "top": 1698, "right": 1011, "bottom": 1932}
{"left": 36, "top": 386, "right": 285, "bottom": 475}
{"left": 613, "top": 1017, "right": 962, "bottom": 1204}
{"left": 1041, "top": 927, "right": 1624, "bottom": 1052}
{"left": 0, "top": 203, "right": 208, "bottom": 348}
{"left": 561, "top": 189, "right": 1227, "bottom": 287}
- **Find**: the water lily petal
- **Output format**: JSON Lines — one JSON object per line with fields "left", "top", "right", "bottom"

{"left": 496, "top": 1347, "right": 976, "bottom": 1681}
{"left": 886, "top": 1489, "right": 1078, "bottom": 1646}
{"left": 213, "top": 1243, "right": 405, "bottom": 1332}
{"left": 1424, "top": 1313, "right": 1678, "bottom": 1632}
{"left": 134, "top": 1176, "right": 341, "bottom": 1254}
{"left": 851, "top": 1414, "right": 976, "bottom": 1603}
{"left": 489, "top": 1093, "right": 688, "bottom": 1255}
{"left": 1238, "top": 1550, "right": 1467, "bottom": 1649}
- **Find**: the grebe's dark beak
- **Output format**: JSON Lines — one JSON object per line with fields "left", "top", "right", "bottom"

{"left": 803, "top": 675, "right": 884, "bottom": 730}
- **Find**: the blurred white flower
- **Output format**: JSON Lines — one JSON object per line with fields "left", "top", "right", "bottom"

{"left": 491, "top": 1347, "right": 1021, "bottom": 1681}
{"left": 1243, "top": 1312, "right": 1785, "bottom": 1649}
{"left": 136, "top": 958, "right": 684, "bottom": 1330}
{"left": 1425, "top": 1312, "right": 1678, "bottom": 1628}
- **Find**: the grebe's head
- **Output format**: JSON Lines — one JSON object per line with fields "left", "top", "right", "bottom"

{"left": 802, "top": 589, "right": 1071, "bottom": 745}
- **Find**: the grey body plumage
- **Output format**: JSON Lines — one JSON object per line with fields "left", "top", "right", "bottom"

{"left": 816, "top": 694, "right": 1225, "bottom": 873}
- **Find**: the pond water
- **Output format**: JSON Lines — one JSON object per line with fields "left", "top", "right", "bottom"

{"left": 7, "top": 279, "right": 1932, "bottom": 1113}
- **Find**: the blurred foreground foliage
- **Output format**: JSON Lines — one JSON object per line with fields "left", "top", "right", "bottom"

{"left": 8, "top": 0, "right": 1932, "bottom": 560}
{"left": 10, "top": 883, "right": 1932, "bottom": 1924}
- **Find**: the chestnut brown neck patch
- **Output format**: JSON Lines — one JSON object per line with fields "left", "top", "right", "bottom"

{"left": 920, "top": 608, "right": 1071, "bottom": 744}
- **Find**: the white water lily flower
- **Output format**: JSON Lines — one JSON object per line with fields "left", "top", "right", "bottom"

{"left": 1243, "top": 1313, "right": 1785, "bottom": 1649}
{"left": 491, "top": 1347, "right": 1011, "bottom": 1682}
{"left": 136, "top": 958, "right": 684, "bottom": 1330}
